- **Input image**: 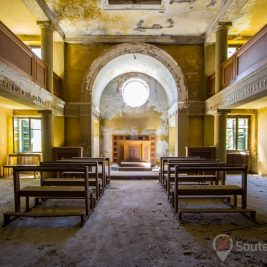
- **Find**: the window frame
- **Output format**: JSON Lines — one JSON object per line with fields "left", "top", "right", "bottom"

{"left": 226, "top": 115, "right": 250, "bottom": 152}
{"left": 13, "top": 117, "right": 42, "bottom": 153}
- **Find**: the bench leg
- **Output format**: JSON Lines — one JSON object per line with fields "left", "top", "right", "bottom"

{"left": 250, "top": 210, "right": 256, "bottom": 220}
{"left": 25, "top": 197, "right": 30, "bottom": 211}
{"left": 3, "top": 214, "right": 11, "bottom": 227}
{"left": 233, "top": 195, "right": 237, "bottom": 208}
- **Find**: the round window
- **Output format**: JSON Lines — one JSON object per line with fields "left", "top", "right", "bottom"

{"left": 122, "top": 79, "right": 149, "bottom": 107}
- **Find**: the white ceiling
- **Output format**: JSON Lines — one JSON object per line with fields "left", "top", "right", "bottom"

{"left": 0, "top": 0, "right": 267, "bottom": 43}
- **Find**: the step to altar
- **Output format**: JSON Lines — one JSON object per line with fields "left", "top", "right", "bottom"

{"left": 111, "top": 162, "right": 152, "bottom": 172}
{"left": 120, "top": 162, "right": 152, "bottom": 168}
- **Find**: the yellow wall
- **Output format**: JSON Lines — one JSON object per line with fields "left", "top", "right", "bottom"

{"left": 93, "top": 117, "right": 100, "bottom": 157}
{"left": 0, "top": 107, "right": 13, "bottom": 168}
{"left": 189, "top": 116, "right": 204, "bottom": 146}
{"left": 168, "top": 126, "right": 176, "bottom": 155}
{"left": 64, "top": 43, "right": 206, "bottom": 148}
{"left": 258, "top": 107, "right": 267, "bottom": 175}
{"left": 54, "top": 116, "right": 65, "bottom": 147}
{"left": 64, "top": 43, "right": 112, "bottom": 102}
{"left": 53, "top": 41, "right": 64, "bottom": 79}
{"left": 158, "top": 44, "right": 205, "bottom": 101}
{"left": 204, "top": 115, "right": 214, "bottom": 146}
{"left": 65, "top": 117, "right": 81, "bottom": 146}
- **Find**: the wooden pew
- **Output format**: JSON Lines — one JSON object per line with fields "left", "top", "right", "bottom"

{"left": 3, "top": 165, "right": 94, "bottom": 226}
{"left": 40, "top": 161, "right": 101, "bottom": 201}
{"left": 2, "top": 153, "right": 41, "bottom": 177}
{"left": 72, "top": 157, "right": 111, "bottom": 186}
{"left": 173, "top": 165, "right": 256, "bottom": 220}
{"left": 164, "top": 159, "right": 222, "bottom": 198}
{"left": 166, "top": 160, "right": 223, "bottom": 187}
{"left": 160, "top": 156, "right": 204, "bottom": 185}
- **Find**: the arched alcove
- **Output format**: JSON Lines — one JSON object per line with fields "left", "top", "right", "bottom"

{"left": 81, "top": 43, "right": 189, "bottom": 158}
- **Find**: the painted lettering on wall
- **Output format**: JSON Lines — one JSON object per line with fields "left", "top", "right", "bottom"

{"left": 0, "top": 78, "right": 64, "bottom": 113}
{"left": 207, "top": 77, "right": 267, "bottom": 112}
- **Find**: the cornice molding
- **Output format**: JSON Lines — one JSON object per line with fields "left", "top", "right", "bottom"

{"left": 0, "top": 62, "right": 64, "bottom": 115}
{"left": 206, "top": 63, "right": 267, "bottom": 114}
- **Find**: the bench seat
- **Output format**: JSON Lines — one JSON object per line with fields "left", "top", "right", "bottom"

{"left": 42, "top": 178, "right": 102, "bottom": 186}
{"left": 19, "top": 185, "right": 92, "bottom": 198}
{"left": 178, "top": 208, "right": 256, "bottom": 220}
{"left": 171, "top": 184, "right": 243, "bottom": 195}
{"left": 3, "top": 209, "right": 91, "bottom": 227}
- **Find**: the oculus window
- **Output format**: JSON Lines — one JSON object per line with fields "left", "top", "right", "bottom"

{"left": 226, "top": 117, "right": 249, "bottom": 151}
{"left": 122, "top": 78, "right": 149, "bottom": 107}
{"left": 13, "top": 117, "right": 42, "bottom": 153}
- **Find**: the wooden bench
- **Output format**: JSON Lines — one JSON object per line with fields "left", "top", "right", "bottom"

{"left": 40, "top": 161, "right": 101, "bottom": 201}
{"left": 71, "top": 157, "right": 111, "bottom": 187}
{"left": 56, "top": 158, "right": 107, "bottom": 193}
{"left": 160, "top": 157, "right": 210, "bottom": 186}
{"left": 3, "top": 165, "right": 94, "bottom": 227}
{"left": 172, "top": 165, "right": 256, "bottom": 220}
{"left": 2, "top": 153, "right": 41, "bottom": 177}
{"left": 164, "top": 159, "right": 222, "bottom": 198}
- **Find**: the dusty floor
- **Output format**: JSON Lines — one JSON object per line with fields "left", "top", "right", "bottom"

{"left": 0, "top": 175, "right": 267, "bottom": 267}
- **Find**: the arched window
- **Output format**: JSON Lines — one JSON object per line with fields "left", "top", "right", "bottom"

{"left": 122, "top": 78, "right": 149, "bottom": 107}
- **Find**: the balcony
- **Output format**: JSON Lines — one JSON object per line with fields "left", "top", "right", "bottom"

{"left": 207, "top": 24, "right": 267, "bottom": 98}
{"left": 0, "top": 21, "right": 62, "bottom": 99}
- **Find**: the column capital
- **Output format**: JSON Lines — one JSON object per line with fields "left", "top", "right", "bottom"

{"left": 38, "top": 110, "right": 53, "bottom": 116}
{"left": 215, "top": 109, "right": 229, "bottom": 116}
{"left": 37, "top": 21, "right": 54, "bottom": 31}
{"left": 215, "top": 22, "right": 232, "bottom": 32}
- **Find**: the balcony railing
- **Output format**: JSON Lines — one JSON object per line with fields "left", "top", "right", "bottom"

{"left": 207, "top": 24, "right": 267, "bottom": 97}
{"left": 0, "top": 21, "right": 62, "bottom": 98}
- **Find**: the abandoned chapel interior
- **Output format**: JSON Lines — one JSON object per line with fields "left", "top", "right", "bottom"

{"left": 0, "top": 0, "right": 267, "bottom": 266}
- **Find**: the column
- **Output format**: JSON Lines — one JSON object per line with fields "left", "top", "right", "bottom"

{"left": 176, "top": 108, "right": 189, "bottom": 156}
{"left": 215, "top": 22, "right": 231, "bottom": 93}
{"left": 38, "top": 21, "right": 54, "bottom": 93}
{"left": 40, "top": 110, "right": 54, "bottom": 162}
{"left": 214, "top": 110, "right": 227, "bottom": 162}
{"left": 214, "top": 22, "right": 231, "bottom": 162}
{"left": 80, "top": 103, "right": 93, "bottom": 157}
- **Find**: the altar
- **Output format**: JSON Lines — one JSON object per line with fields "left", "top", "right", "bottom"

{"left": 117, "top": 140, "right": 151, "bottom": 163}
{"left": 112, "top": 135, "right": 156, "bottom": 165}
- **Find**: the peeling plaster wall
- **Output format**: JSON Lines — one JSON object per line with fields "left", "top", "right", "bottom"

{"left": 100, "top": 73, "right": 168, "bottom": 161}
{"left": 64, "top": 43, "right": 112, "bottom": 102}
{"left": 64, "top": 43, "right": 205, "bottom": 149}
{"left": 168, "top": 124, "right": 176, "bottom": 156}
{"left": 157, "top": 44, "right": 205, "bottom": 101}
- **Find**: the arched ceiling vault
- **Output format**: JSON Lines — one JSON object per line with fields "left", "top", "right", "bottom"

{"left": 92, "top": 53, "right": 178, "bottom": 110}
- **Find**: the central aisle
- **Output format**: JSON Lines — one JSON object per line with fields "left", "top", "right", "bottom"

{"left": 1, "top": 179, "right": 266, "bottom": 267}
{"left": 29, "top": 180, "right": 199, "bottom": 266}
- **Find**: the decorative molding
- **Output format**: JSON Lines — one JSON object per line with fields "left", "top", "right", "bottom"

{"left": 0, "top": 62, "right": 64, "bottom": 115}
{"left": 102, "top": 0, "right": 169, "bottom": 10}
{"left": 82, "top": 43, "right": 188, "bottom": 109}
{"left": 65, "top": 35, "right": 204, "bottom": 44}
{"left": 206, "top": 63, "right": 267, "bottom": 114}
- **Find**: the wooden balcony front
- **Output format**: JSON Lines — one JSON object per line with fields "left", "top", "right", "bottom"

{"left": 0, "top": 21, "right": 62, "bottom": 99}
{"left": 207, "top": 24, "right": 267, "bottom": 97}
